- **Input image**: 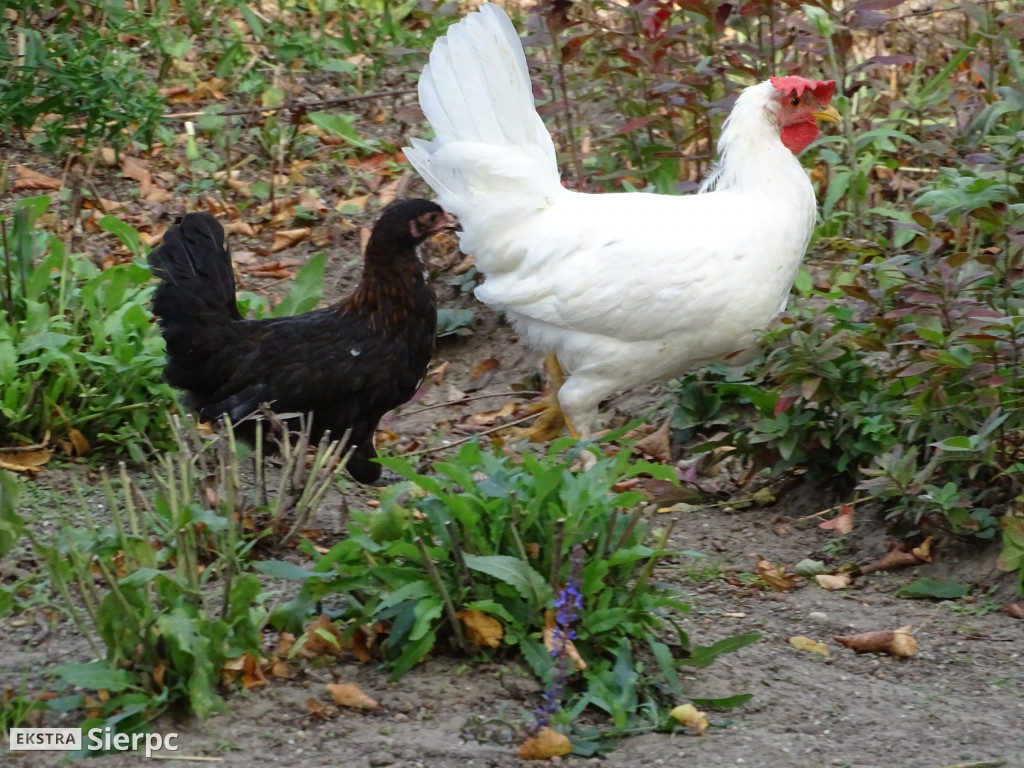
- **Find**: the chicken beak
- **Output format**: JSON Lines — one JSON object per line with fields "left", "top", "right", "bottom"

{"left": 812, "top": 104, "right": 841, "bottom": 124}
{"left": 444, "top": 213, "right": 460, "bottom": 232}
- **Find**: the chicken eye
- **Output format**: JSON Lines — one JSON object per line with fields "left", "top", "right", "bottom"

{"left": 789, "top": 96, "right": 800, "bottom": 107}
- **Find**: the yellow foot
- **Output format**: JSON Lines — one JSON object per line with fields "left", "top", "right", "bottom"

{"left": 512, "top": 352, "right": 577, "bottom": 442}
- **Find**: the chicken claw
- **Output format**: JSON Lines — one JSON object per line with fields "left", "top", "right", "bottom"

{"left": 514, "top": 353, "right": 580, "bottom": 442}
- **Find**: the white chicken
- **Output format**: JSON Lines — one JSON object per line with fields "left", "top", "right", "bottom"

{"left": 405, "top": 4, "right": 839, "bottom": 439}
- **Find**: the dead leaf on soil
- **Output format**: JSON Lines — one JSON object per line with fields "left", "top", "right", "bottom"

{"left": 469, "top": 402, "right": 519, "bottom": 426}
{"left": 427, "top": 360, "right": 450, "bottom": 385}
{"left": 336, "top": 194, "right": 371, "bottom": 213}
{"left": 225, "top": 220, "right": 257, "bottom": 237}
{"left": 789, "top": 636, "right": 830, "bottom": 656}
{"left": 859, "top": 537, "right": 933, "bottom": 576}
{"left": 271, "top": 227, "right": 311, "bottom": 253}
{"left": 57, "top": 428, "right": 91, "bottom": 458}
{"left": 834, "top": 626, "right": 917, "bottom": 658}
{"left": 14, "top": 165, "right": 61, "bottom": 190}
{"left": 517, "top": 727, "right": 572, "bottom": 760}
{"left": 457, "top": 609, "right": 503, "bottom": 650}
{"left": 0, "top": 448, "right": 52, "bottom": 473}
{"left": 297, "top": 614, "right": 344, "bottom": 658}
{"left": 634, "top": 418, "right": 672, "bottom": 463}
{"left": 221, "top": 653, "right": 269, "bottom": 689}
{"left": 669, "top": 703, "right": 708, "bottom": 735}
{"left": 326, "top": 682, "right": 380, "bottom": 710}
{"left": 541, "top": 626, "right": 587, "bottom": 672}
{"left": 470, "top": 357, "right": 500, "bottom": 383}
{"left": 755, "top": 558, "right": 800, "bottom": 591}
{"left": 815, "top": 572, "right": 852, "bottom": 591}
{"left": 1003, "top": 600, "right": 1024, "bottom": 620}
{"left": 306, "top": 697, "right": 335, "bottom": 719}
{"left": 819, "top": 503, "right": 855, "bottom": 535}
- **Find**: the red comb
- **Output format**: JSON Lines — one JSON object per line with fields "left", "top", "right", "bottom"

{"left": 769, "top": 76, "right": 836, "bottom": 104}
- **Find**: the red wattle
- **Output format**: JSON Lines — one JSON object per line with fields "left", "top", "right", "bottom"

{"left": 780, "top": 121, "right": 819, "bottom": 154}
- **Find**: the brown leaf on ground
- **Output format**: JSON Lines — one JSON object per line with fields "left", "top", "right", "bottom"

{"left": 297, "top": 191, "right": 328, "bottom": 215}
{"left": 326, "top": 682, "right": 380, "bottom": 710}
{"left": 755, "top": 558, "right": 800, "bottom": 591}
{"left": 542, "top": 626, "right": 587, "bottom": 672}
{"left": 819, "top": 503, "right": 854, "bottom": 535}
{"left": 427, "top": 360, "right": 450, "bottom": 385}
{"left": 469, "top": 402, "right": 519, "bottom": 426}
{"left": 1003, "top": 600, "right": 1024, "bottom": 620}
{"left": 376, "top": 179, "right": 400, "bottom": 207}
{"left": 789, "top": 636, "right": 830, "bottom": 656}
{"left": 524, "top": 542, "right": 541, "bottom": 559}
{"left": 266, "top": 660, "right": 291, "bottom": 679}
{"left": 221, "top": 653, "right": 269, "bottom": 688}
{"left": 470, "top": 357, "right": 500, "bottom": 383}
{"left": 0, "top": 448, "right": 52, "bottom": 473}
{"left": 634, "top": 418, "right": 672, "bottom": 463}
{"left": 271, "top": 227, "right": 311, "bottom": 253}
{"left": 815, "top": 572, "right": 852, "bottom": 590}
{"left": 669, "top": 703, "right": 708, "bottom": 735}
{"left": 225, "top": 220, "right": 257, "bottom": 237}
{"left": 58, "top": 428, "right": 91, "bottom": 458}
{"left": 457, "top": 610, "right": 503, "bottom": 650}
{"left": 306, "top": 698, "right": 334, "bottom": 719}
{"left": 517, "top": 727, "right": 572, "bottom": 760}
{"left": 274, "top": 633, "right": 296, "bottom": 657}
{"left": 297, "top": 614, "right": 345, "bottom": 658}
{"left": 14, "top": 165, "right": 61, "bottom": 190}
{"left": 859, "top": 537, "right": 933, "bottom": 576}
{"left": 834, "top": 626, "right": 917, "bottom": 657}
{"left": 336, "top": 194, "right": 371, "bottom": 213}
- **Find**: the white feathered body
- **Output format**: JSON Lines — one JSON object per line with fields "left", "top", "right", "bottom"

{"left": 406, "top": 4, "right": 817, "bottom": 431}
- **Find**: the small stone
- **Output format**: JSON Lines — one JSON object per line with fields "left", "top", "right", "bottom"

{"left": 393, "top": 713, "right": 409, "bottom": 723}
{"left": 809, "top": 611, "right": 828, "bottom": 623}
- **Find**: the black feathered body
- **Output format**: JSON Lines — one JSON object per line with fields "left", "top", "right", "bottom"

{"left": 148, "top": 201, "right": 442, "bottom": 483}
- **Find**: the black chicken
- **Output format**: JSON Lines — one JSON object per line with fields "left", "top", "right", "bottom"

{"left": 148, "top": 199, "right": 451, "bottom": 484}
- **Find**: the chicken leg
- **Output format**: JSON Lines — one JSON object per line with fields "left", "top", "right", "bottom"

{"left": 515, "top": 353, "right": 581, "bottom": 442}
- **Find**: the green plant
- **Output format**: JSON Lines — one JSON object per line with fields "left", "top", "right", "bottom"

{"left": 0, "top": 6, "right": 164, "bottom": 156}
{"left": 269, "top": 438, "right": 757, "bottom": 739}
{"left": 0, "top": 470, "right": 25, "bottom": 617}
{"left": 0, "top": 197, "right": 174, "bottom": 457}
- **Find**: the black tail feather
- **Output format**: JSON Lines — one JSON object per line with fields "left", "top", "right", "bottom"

{"left": 149, "top": 212, "right": 247, "bottom": 396}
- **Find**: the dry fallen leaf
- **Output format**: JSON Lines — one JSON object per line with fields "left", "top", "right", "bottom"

{"left": 469, "top": 402, "right": 519, "bottom": 426}
{"left": 517, "top": 727, "right": 572, "bottom": 760}
{"left": 860, "top": 537, "right": 933, "bottom": 576}
{"left": 222, "top": 653, "right": 269, "bottom": 689}
{"left": 457, "top": 609, "right": 503, "bottom": 650}
{"left": 270, "top": 227, "right": 311, "bottom": 253}
{"left": 669, "top": 703, "right": 708, "bottom": 735}
{"left": 297, "top": 614, "right": 344, "bottom": 658}
{"left": 0, "top": 448, "right": 52, "bottom": 473}
{"left": 819, "top": 503, "right": 854, "bottom": 535}
{"left": 789, "top": 635, "right": 830, "bottom": 656}
{"left": 755, "top": 558, "right": 800, "bottom": 591}
{"left": 634, "top": 418, "right": 672, "bottom": 463}
{"left": 14, "top": 165, "right": 61, "bottom": 190}
{"left": 542, "top": 626, "right": 587, "bottom": 672}
{"left": 834, "top": 625, "right": 917, "bottom": 658}
{"left": 326, "top": 682, "right": 380, "bottom": 710}
{"left": 427, "top": 360, "right": 450, "bottom": 385}
{"left": 815, "top": 572, "right": 852, "bottom": 591}
{"left": 1003, "top": 600, "right": 1024, "bottom": 620}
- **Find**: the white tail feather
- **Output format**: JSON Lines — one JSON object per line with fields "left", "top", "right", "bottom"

{"left": 405, "top": 4, "right": 561, "bottom": 220}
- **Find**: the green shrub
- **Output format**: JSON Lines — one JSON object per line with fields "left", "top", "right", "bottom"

{"left": 0, "top": 197, "right": 174, "bottom": 458}
{"left": 269, "top": 438, "right": 757, "bottom": 738}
